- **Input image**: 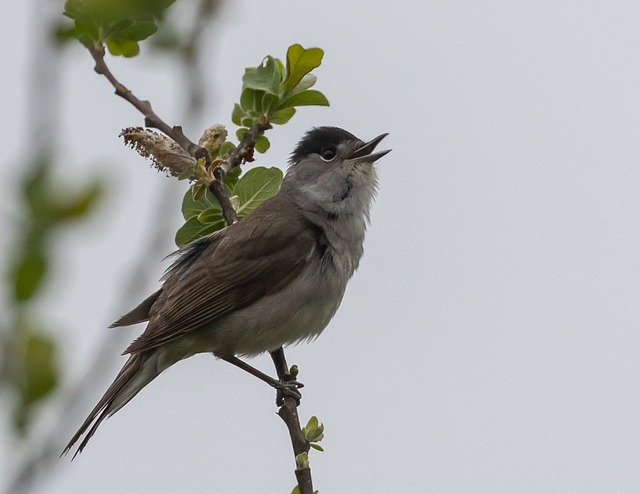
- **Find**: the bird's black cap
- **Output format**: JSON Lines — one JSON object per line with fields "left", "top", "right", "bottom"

{"left": 290, "top": 127, "right": 359, "bottom": 164}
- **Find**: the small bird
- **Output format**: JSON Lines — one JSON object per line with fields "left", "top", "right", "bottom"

{"left": 62, "top": 127, "right": 390, "bottom": 456}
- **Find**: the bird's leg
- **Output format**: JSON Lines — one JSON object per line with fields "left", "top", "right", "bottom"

{"left": 270, "top": 347, "right": 303, "bottom": 405}
{"left": 270, "top": 346, "right": 289, "bottom": 380}
{"left": 222, "top": 355, "right": 303, "bottom": 403}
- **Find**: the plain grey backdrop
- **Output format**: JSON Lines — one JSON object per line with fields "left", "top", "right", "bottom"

{"left": 2, "top": 1, "right": 640, "bottom": 493}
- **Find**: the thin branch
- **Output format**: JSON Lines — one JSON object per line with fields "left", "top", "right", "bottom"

{"left": 218, "top": 120, "right": 272, "bottom": 178}
{"left": 208, "top": 120, "right": 272, "bottom": 225}
{"left": 87, "top": 41, "right": 272, "bottom": 228}
{"left": 88, "top": 43, "right": 199, "bottom": 156}
{"left": 271, "top": 348, "right": 314, "bottom": 494}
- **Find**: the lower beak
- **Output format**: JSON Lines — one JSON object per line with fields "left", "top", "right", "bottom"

{"left": 348, "top": 133, "right": 391, "bottom": 163}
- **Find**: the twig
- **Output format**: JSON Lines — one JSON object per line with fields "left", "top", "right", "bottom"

{"left": 87, "top": 42, "right": 271, "bottom": 228}
{"left": 217, "top": 119, "right": 272, "bottom": 179}
{"left": 88, "top": 43, "right": 199, "bottom": 156}
{"left": 271, "top": 348, "right": 314, "bottom": 494}
{"left": 208, "top": 120, "right": 272, "bottom": 225}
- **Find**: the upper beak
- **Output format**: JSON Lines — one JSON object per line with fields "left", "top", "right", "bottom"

{"left": 348, "top": 133, "right": 391, "bottom": 163}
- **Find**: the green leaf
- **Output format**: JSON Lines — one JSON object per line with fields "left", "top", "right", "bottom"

{"left": 223, "top": 165, "right": 241, "bottom": 190}
{"left": 269, "top": 107, "right": 296, "bottom": 125}
{"left": 24, "top": 163, "right": 50, "bottom": 217}
{"left": 20, "top": 332, "right": 58, "bottom": 407}
{"left": 295, "top": 452, "right": 309, "bottom": 469}
{"left": 106, "top": 39, "right": 140, "bottom": 56}
{"left": 13, "top": 249, "right": 47, "bottom": 302}
{"left": 240, "top": 88, "right": 262, "bottom": 113}
{"left": 304, "top": 426, "right": 324, "bottom": 442}
{"left": 195, "top": 183, "right": 210, "bottom": 202}
{"left": 175, "top": 216, "right": 220, "bottom": 246}
{"left": 52, "top": 182, "right": 104, "bottom": 222}
{"left": 305, "top": 416, "right": 319, "bottom": 430}
{"left": 291, "top": 486, "right": 301, "bottom": 494}
{"left": 231, "top": 103, "right": 244, "bottom": 126}
{"left": 254, "top": 135, "right": 270, "bottom": 154}
{"left": 242, "top": 56, "right": 282, "bottom": 95}
{"left": 278, "top": 90, "right": 329, "bottom": 110}
{"left": 287, "top": 73, "right": 317, "bottom": 95}
{"left": 219, "top": 141, "right": 236, "bottom": 158}
{"left": 302, "top": 416, "right": 325, "bottom": 442}
{"left": 197, "top": 207, "right": 224, "bottom": 224}
{"left": 310, "top": 443, "right": 324, "bottom": 452}
{"left": 115, "top": 18, "right": 158, "bottom": 41}
{"left": 63, "top": 0, "right": 174, "bottom": 54}
{"left": 12, "top": 330, "right": 59, "bottom": 433}
{"left": 236, "top": 128, "right": 250, "bottom": 141}
{"left": 181, "top": 187, "right": 221, "bottom": 220}
{"left": 233, "top": 167, "right": 283, "bottom": 217}
{"left": 23, "top": 163, "right": 103, "bottom": 226}
{"left": 240, "top": 116, "right": 256, "bottom": 128}
{"left": 261, "top": 92, "right": 280, "bottom": 116}
{"left": 283, "top": 44, "right": 324, "bottom": 94}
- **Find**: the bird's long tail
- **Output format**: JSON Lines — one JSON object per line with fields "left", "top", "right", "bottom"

{"left": 62, "top": 352, "right": 159, "bottom": 458}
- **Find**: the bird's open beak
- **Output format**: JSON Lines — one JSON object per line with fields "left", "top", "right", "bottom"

{"left": 348, "top": 133, "right": 391, "bottom": 163}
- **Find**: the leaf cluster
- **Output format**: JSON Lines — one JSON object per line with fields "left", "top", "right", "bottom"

{"left": 176, "top": 167, "right": 282, "bottom": 246}
{"left": 301, "top": 415, "right": 325, "bottom": 452}
{"left": 232, "top": 44, "right": 329, "bottom": 153}
{"left": 3, "top": 161, "right": 103, "bottom": 433}
{"left": 177, "top": 45, "right": 329, "bottom": 245}
{"left": 61, "top": 0, "right": 175, "bottom": 56}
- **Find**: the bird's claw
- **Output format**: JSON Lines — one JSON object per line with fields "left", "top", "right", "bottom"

{"left": 274, "top": 379, "right": 304, "bottom": 406}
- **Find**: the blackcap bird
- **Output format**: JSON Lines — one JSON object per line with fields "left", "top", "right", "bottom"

{"left": 63, "top": 127, "right": 390, "bottom": 456}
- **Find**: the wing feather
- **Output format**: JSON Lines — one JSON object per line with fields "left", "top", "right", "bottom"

{"left": 124, "top": 195, "right": 315, "bottom": 354}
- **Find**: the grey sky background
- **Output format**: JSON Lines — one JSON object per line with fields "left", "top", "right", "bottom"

{"left": 2, "top": 1, "right": 640, "bottom": 493}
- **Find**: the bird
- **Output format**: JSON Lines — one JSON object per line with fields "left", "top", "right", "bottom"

{"left": 62, "top": 126, "right": 390, "bottom": 457}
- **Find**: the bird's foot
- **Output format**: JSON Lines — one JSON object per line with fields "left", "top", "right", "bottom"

{"left": 274, "top": 378, "right": 304, "bottom": 406}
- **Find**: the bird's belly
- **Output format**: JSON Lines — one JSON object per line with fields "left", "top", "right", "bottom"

{"left": 198, "top": 268, "right": 347, "bottom": 358}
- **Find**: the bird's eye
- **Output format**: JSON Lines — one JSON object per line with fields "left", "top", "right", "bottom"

{"left": 320, "top": 148, "right": 336, "bottom": 162}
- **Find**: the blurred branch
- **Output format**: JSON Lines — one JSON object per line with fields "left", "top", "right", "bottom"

{"left": 181, "top": 0, "right": 222, "bottom": 115}
{"left": 4, "top": 187, "right": 176, "bottom": 494}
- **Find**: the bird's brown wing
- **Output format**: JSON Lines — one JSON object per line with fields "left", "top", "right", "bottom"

{"left": 123, "top": 196, "right": 318, "bottom": 355}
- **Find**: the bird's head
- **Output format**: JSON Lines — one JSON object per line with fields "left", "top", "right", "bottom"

{"left": 282, "top": 127, "right": 390, "bottom": 219}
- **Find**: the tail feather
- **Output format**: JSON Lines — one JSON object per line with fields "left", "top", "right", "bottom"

{"left": 62, "top": 352, "right": 157, "bottom": 458}
{"left": 109, "top": 289, "right": 162, "bottom": 328}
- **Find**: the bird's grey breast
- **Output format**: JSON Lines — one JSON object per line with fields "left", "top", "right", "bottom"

{"left": 205, "top": 237, "right": 348, "bottom": 357}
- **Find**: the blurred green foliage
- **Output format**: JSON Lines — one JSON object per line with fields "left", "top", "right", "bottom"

{"left": 61, "top": 0, "right": 175, "bottom": 56}
{"left": 3, "top": 160, "right": 103, "bottom": 433}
